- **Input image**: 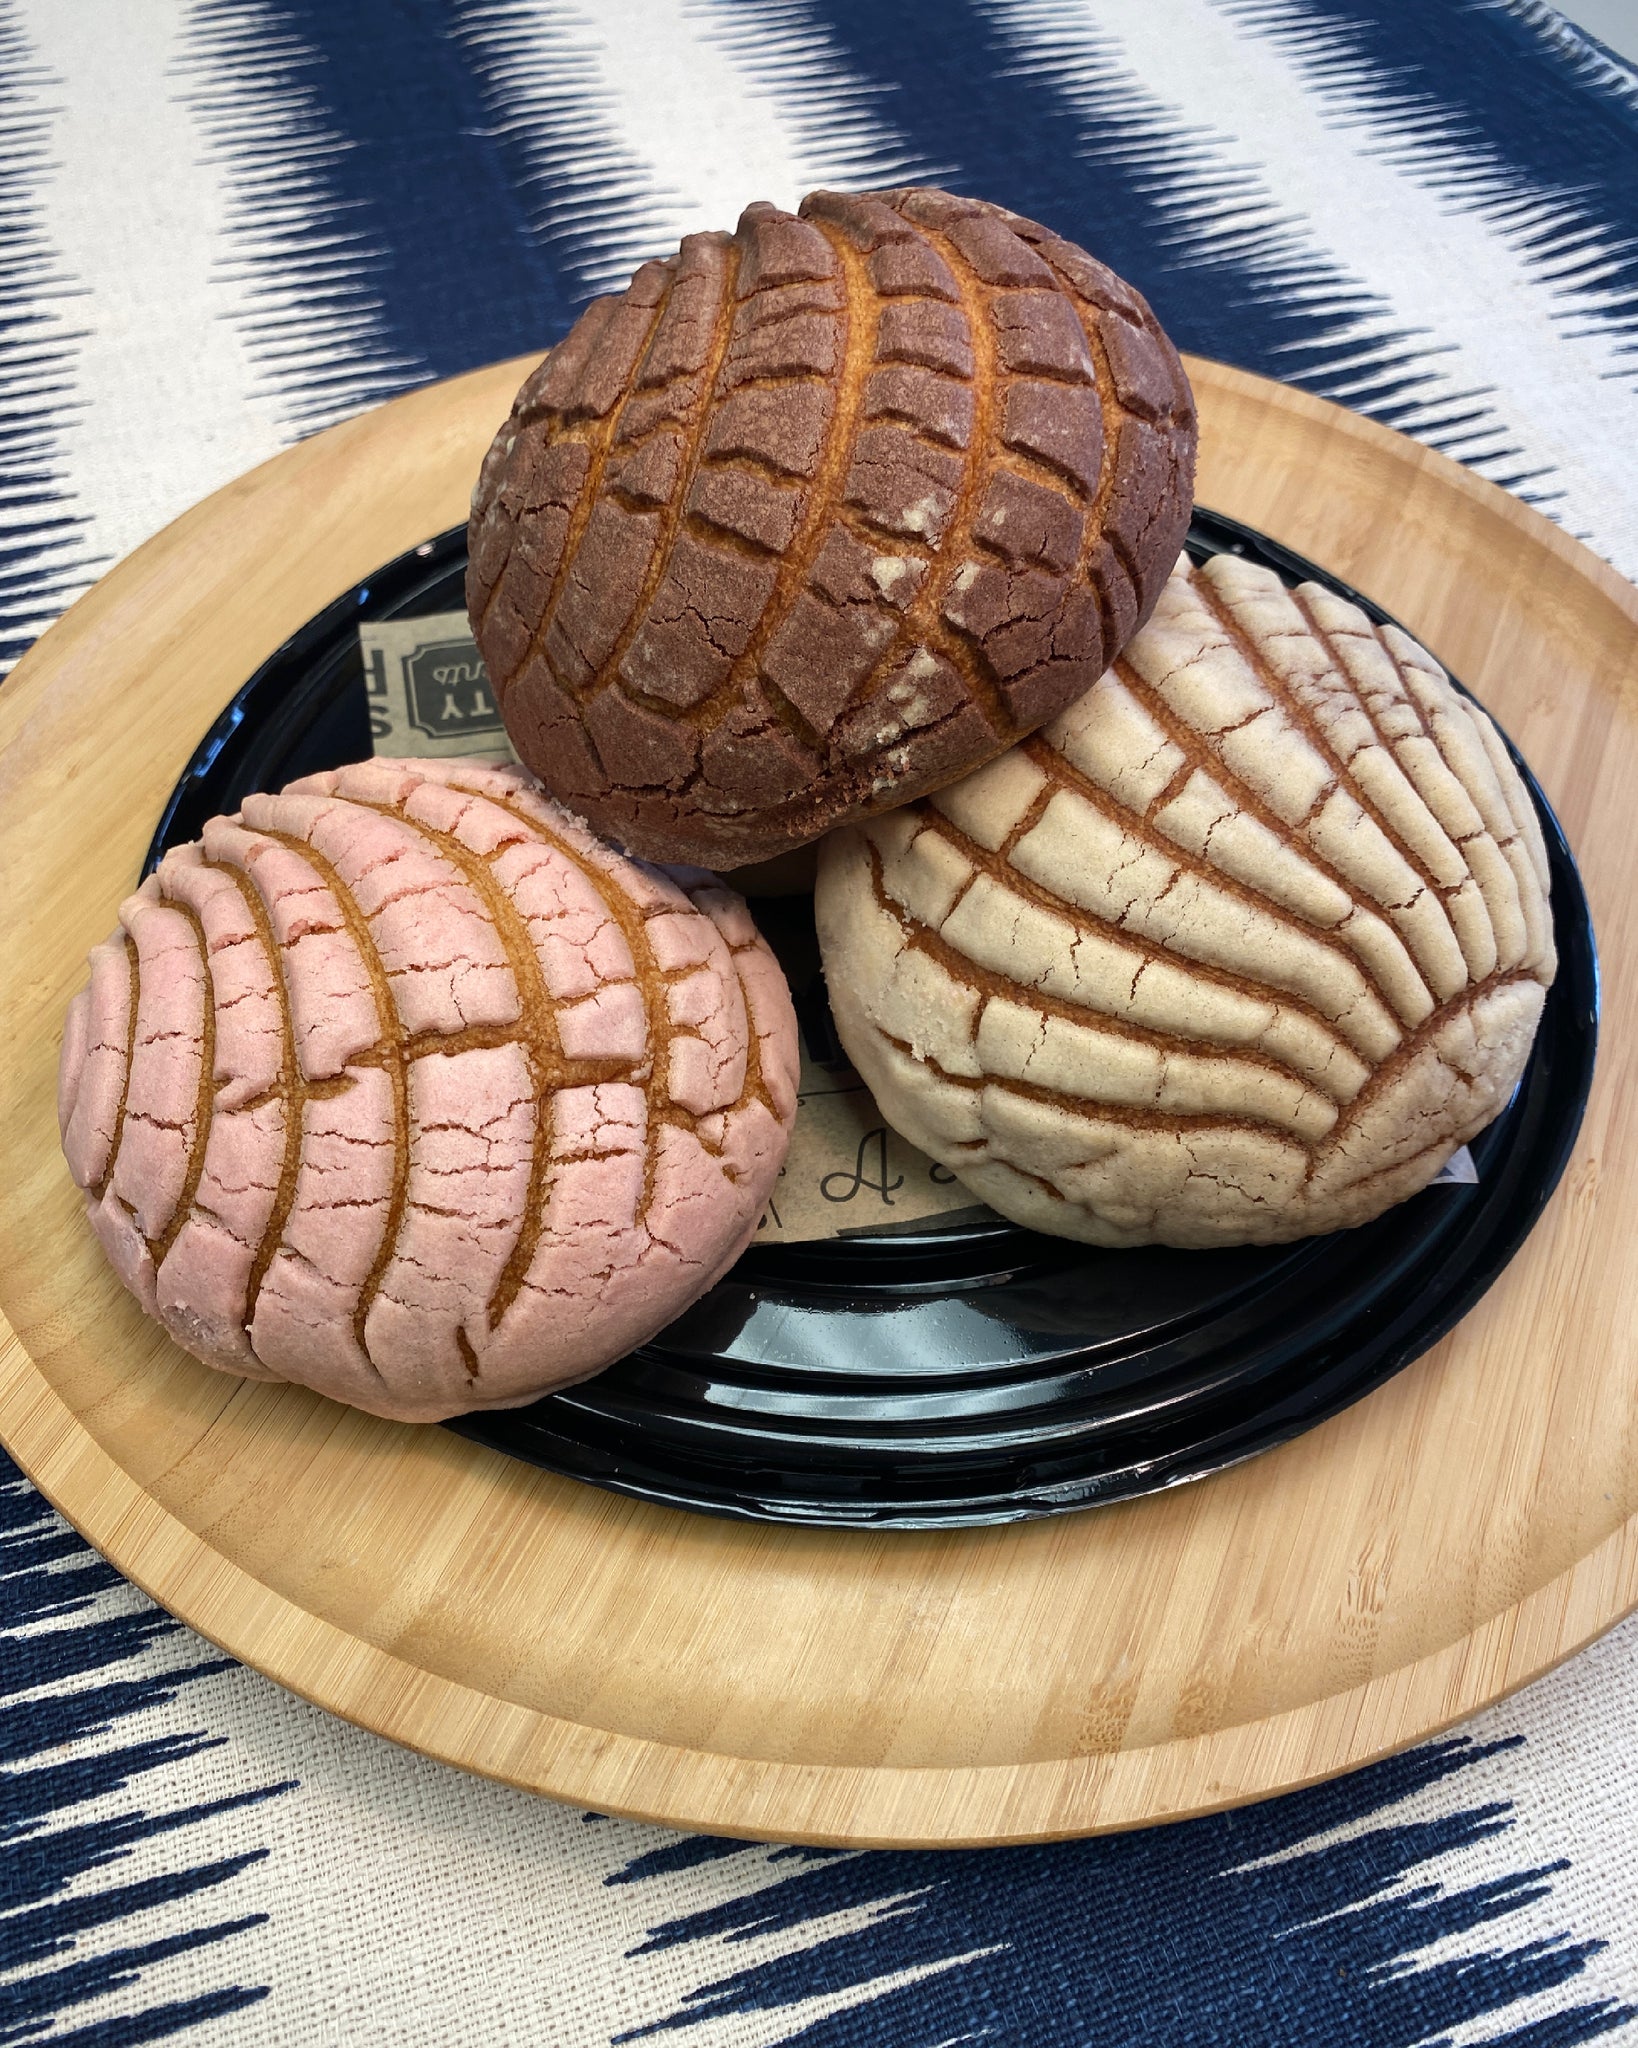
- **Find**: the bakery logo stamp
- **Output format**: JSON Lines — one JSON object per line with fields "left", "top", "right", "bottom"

{"left": 405, "top": 639, "right": 503, "bottom": 741}
{"left": 359, "top": 612, "right": 1476, "bottom": 1236}
{"left": 361, "top": 614, "right": 518, "bottom": 762}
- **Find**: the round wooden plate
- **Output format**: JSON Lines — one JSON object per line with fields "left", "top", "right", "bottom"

{"left": 1, "top": 357, "right": 1634, "bottom": 1848}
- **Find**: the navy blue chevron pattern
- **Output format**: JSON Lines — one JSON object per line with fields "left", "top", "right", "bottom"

{"left": 448, "top": 0, "right": 693, "bottom": 308}
{"left": 2, "top": 1, "right": 1637, "bottom": 2039}
{"left": 183, "top": 0, "right": 570, "bottom": 389}
{"left": 0, "top": 3, "right": 96, "bottom": 674}
{"left": 695, "top": 1, "right": 940, "bottom": 196}
{"left": 608, "top": 1740, "right": 1636, "bottom": 2045}
{"left": 1220, "top": 0, "right": 1638, "bottom": 368}
{"left": 174, "top": 0, "right": 432, "bottom": 431}
{"left": 0, "top": 1453, "right": 293, "bottom": 2043}
{"left": 740, "top": 0, "right": 1430, "bottom": 404}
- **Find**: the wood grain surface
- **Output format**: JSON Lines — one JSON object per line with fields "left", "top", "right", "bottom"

{"left": 1, "top": 355, "right": 1634, "bottom": 1848}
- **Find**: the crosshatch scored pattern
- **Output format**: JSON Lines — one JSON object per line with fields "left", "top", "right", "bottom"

{"left": 468, "top": 187, "right": 1196, "bottom": 866}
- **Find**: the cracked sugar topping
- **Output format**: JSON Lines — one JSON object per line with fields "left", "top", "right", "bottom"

{"left": 814, "top": 552, "right": 1556, "bottom": 1249}
{"left": 468, "top": 186, "right": 1196, "bottom": 869}
{"left": 58, "top": 758, "right": 798, "bottom": 1422}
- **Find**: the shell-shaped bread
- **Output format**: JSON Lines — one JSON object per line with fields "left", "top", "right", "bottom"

{"left": 815, "top": 553, "right": 1557, "bottom": 1247}
{"left": 468, "top": 186, "right": 1196, "bottom": 870}
{"left": 58, "top": 759, "right": 799, "bottom": 1421}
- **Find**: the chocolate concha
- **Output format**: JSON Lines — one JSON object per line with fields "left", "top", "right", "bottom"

{"left": 468, "top": 186, "right": 1196, "bottom": 868}
{"left": 58, "top": 759, "right": 798, "bottom": 1422}
{"left": 815, "top": 553, "right": 1557, "bottom": 1248}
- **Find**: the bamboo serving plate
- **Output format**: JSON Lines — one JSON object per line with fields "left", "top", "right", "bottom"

{"left": 1, "top": 356, "right": 1634, "bottom": 1848}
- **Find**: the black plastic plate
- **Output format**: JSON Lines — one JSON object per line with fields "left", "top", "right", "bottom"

{"left": 146, "top": 513, "right": 1599, "bottom": 1528}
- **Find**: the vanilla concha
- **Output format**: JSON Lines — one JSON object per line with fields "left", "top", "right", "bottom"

{"left": 58, "top": 758, "right": 798, "bottom": 1422}
{"left": 815, "top": 551, "right": 1556, "bottom": 1247}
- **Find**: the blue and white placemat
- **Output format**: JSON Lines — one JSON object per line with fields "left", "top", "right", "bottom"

{"left": 4, "top": 2, "right": 1637, "bottom": 2039}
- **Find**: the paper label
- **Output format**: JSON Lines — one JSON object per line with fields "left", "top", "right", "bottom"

{"left": 756, "top": 1039, "right": 992, "bottom": 1243}
{"left": 358, "top": 608, "right": 1479, "bottom": 1236}
{"left": 361, "top": 615, "right": 519, "bottom": 762}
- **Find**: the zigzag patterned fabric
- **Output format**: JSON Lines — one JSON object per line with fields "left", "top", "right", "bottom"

{"left": 3, "top": 2, "right": 1637, "bottom": 2041}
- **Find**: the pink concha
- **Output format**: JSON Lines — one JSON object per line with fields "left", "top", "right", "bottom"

{"left": 58, "top": 758, "right": 800, "bottom": 1422}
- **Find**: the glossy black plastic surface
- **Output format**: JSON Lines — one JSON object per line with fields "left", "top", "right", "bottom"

{"left": 147, "top": 514, "right": 1599, "bottom": 1527}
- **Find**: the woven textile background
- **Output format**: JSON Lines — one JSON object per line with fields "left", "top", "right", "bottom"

{"left": 3, "top": 1, "right": 1638, "bottom": 2041}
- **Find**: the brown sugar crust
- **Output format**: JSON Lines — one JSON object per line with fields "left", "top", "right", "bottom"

{"left": 468, "top": 188, "right": 1197, "bottom": 867}
{"left": 814, "top": 553, "right": 1557, "bottom": 1248}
